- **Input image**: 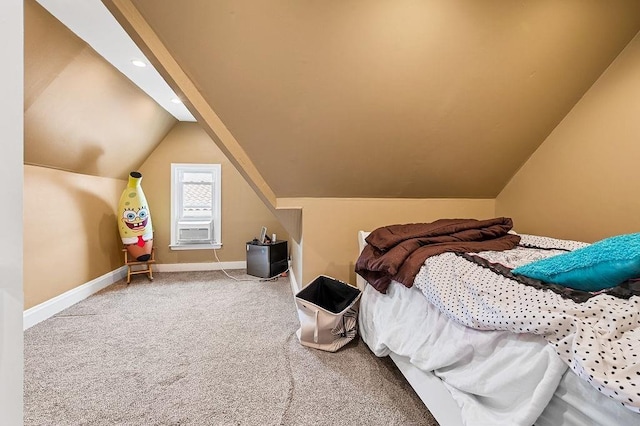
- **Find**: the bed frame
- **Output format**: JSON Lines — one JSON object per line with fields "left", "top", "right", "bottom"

{"left": 388, "top": 353, "right": 464, "bottom": 425}
{"left": 355, "top": 230, "right": 640, "bottom": 426}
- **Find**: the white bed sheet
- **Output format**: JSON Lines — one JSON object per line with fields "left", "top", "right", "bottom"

{"left": 360, "top": 280, "right": 566, "bottom": 426}
{"left": 537, "top": 370, "right": 640, "bottom": 426}
{"left": 357, "top": 230, "right": 640, "bottom": 425}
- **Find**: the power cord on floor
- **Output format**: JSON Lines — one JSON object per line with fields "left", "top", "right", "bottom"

{"left": 213, "top": 247, "right": 289, "bottom": 282}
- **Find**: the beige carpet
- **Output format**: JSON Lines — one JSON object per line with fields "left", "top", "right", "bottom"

{"left": 24, "top": 271, "right": 438, "bottom": 425}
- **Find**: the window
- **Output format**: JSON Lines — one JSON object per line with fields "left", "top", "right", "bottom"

{"left": 170, "top": 163, "right": 221, "bottom": 249}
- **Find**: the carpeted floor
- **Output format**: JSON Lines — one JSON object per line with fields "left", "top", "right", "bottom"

{"left": 24, "top": 271, "right": 438, "bottom": 425}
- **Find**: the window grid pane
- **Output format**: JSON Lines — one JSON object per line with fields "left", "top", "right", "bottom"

{"left": 182, "top": 182, "right": 212, "bottom": 218}
{"left": 181, "top": 172, "right": 213, "bottom": 184}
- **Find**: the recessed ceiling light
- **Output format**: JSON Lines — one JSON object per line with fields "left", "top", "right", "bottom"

{"left": 131, "top": 59, "right": 147, "bottom": 67}
{"left": 171, "top": 98, "right": 183, "bottom": 104}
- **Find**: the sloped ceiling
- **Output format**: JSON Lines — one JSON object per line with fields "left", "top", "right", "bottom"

{"left": 24, "top": 0, "right": 176, "bottom": 179}
{"left": 109, "top": 1, "right": 640, "bottom": 197}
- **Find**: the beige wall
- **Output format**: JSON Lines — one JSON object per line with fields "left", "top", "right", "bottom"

{"left": 121, "top": 0, "right": 640, "bottom": 200}
{"left": 24, "top": 165, "right": 124, "bottom": 309}
{"left": 22, "top": 0, "right": 178, "bottom": 310}
{"left": 23, "top": 121, "right": 293, "bottom": 310}
{"left": 138, "top": 122, "right": 288, "bottom": 264}
{"left": 278, "top": 197, "right": 495, "bottom": 286}
{"left": 497, "top": 32, "right": 640, "bottom": 243}
{"left": 24, "top": 0, "right": 175, "bottom": 180}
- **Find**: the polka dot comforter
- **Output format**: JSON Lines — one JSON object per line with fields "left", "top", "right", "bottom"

{"left": 413, "top": 234, "right": 640, "bottom": 413}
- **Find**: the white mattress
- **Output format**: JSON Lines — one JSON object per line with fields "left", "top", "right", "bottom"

{"left": 359, "top": 281, "right": 640, "bottom": 426}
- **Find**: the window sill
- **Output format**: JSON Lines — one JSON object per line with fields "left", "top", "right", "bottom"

{"left": 169, "top": 242, "right": 222, "bottom": 251}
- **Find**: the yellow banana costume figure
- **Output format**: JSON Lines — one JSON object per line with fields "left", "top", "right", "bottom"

{"left": 118, "top": 171, "right": 153, "bottom": 261}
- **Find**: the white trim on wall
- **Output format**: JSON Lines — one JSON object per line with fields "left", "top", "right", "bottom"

{"left": 170, "top": 163, "right": 222, "bottom": 249}
{"left": 24, "top": 266, "right": 128, "bottom": 330}
{"left": 24, "top": 263, "right": 246, "bottom": 328}
{"left": 288, "top": 264, "right": 300, "bottom": 297}
{"left": 2, "top": 0, "right": 24, "bottom": 423}
{"left": 154, "top": 261, "right": 245, "bottom": 272}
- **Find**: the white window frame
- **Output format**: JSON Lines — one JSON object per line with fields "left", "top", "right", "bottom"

{"left": 170, "top": 163, "right": 222, "bottom": 250}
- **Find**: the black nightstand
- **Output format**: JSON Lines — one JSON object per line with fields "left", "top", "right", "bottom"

{"left": 246, "top": 240, "right": 288, "bottom": 278}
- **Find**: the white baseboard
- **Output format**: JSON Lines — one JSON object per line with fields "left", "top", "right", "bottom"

{"left": 24, "top": 261, "right": 251, "bottom": 330}
{"left": 24, "top": 266, "right": 127, "bottom": 330}
{"left": 288, "top": 264, "right": 299, "bottom": 296}
{"left": 154, "top": 261, "right": 245, "bottom": 272}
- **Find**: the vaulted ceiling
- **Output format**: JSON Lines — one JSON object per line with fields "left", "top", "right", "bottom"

{"left": 25, "top": 0, "right": 176, "bottom": 179}
{"left": 107, "top": 1, "right": 640, "bottom": 199}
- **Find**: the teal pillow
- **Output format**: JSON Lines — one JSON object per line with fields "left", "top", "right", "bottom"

{"left": 512, "top": 233, "right": 640, "bottom": 292}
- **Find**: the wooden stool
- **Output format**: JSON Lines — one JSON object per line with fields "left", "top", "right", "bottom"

{"left": 123, "top": 247, "right": 155, "bottom": 284}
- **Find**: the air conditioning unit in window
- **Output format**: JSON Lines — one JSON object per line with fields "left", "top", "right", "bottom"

{"left": 177, "top": 221, "right": 212, "bottom": 243}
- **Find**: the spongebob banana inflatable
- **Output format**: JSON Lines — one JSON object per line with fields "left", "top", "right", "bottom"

{"left": 118, "top": 171, "right": 153, "bottom": 261}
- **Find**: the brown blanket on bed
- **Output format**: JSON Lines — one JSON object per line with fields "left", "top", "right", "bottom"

{"left": 355, "top": 217, "right": 521, "bottom": 293}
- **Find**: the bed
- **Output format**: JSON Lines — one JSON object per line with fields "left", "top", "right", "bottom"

{"left": 355, "top": 220, "right": 640, "bottom": 426}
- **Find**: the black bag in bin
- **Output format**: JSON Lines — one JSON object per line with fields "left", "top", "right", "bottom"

{"left": 294, "top": 275, "right": 362, "bottom": 352}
